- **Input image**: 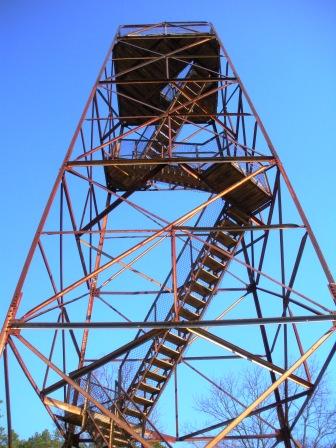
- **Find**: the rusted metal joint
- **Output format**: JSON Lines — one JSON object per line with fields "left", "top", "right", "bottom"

{"left": 246, "top": 281, "right": 257, "bottom": 293}
{"left": 9, "top": 327, "right": 21, "bottom": 337}
{"left": 276, "top": 426, "right": 291, "bottom": 442}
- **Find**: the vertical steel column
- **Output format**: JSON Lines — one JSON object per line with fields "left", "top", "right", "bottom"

{"left": 3, "top": 347, "right": 12, "bottom": 448}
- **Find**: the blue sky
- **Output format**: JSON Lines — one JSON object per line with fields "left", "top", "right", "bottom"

{"left": 0, "top": 0, "right": 336, "bottom": 440}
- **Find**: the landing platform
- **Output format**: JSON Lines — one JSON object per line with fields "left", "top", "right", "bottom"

{"left": 112, "top": 33, "right": 220, "bottom": 125}
{"left": 105, "top": 160, "right": 271, "bottom": 215}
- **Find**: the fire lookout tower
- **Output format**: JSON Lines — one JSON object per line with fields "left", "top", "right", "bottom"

{"left": 1, "top": 21, "right": 335, "bottom": 448}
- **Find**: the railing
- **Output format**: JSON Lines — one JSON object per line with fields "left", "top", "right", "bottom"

{"left": 105, "top": 138, "right": 271, "bottom": 194}
{"left": 118, "top": 22, "right": 214, "bottom": 38}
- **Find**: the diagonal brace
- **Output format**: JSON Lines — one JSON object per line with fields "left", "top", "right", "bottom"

{"left": 188, "top": 328, "right": 312, "bottom": 389}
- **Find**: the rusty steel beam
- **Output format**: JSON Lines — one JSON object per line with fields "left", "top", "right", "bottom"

{"left": 187, "top": 327, "right": 312, "bottom": 388}
{"left": 10, "top": 313, "right": 336, "bottom": 330}
{"left": 3, "top": 348, "right": 12, "bottom": 448}
{"left": 40, "top": 223, "right": 303, "bottom": 235}
{"left": 66, "top": 155, "right": 274, "bottom": 167}
{"left": 99, "top": 76, "right": 236, "bottom": 84}
{"left": 86, "top": 112, "right": 250, "bottom": 119}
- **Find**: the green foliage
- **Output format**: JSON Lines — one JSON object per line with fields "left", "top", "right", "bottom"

{"left": 0, "top": 401, "right": 13, "bottom": 448}
{"left": 6, "top": 431, "right": 20, "bottom": 448}
{"left": 0, "top": 424, "right": 61, "bottom": 448}
{"left": 0, "top": 427, "right": 6, "bottom": 447}
{"left": 0, "top": 430, "right": 20, "bottom": 448}
{"left": 0, "top": 399, "right": 64, "bottom": 447}
{"left": 15, "top": 429, "right": 62, "bottom": 448}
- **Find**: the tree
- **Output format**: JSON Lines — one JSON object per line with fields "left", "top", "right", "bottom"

{"left": 0, "top": 401, "right": 20, "bottom": 448}
{"left": 291, "top": 376, "right": 336, "bottom": 448}
{"left": 17, "top": 429, "right": 62, "bottom": 448}
{"left": 0, "top": 409, "right": 62, "bottom": 448}
{"left": 0, "top": 426, "right": 6, "bottom": 447}
{"left": 196, "top": 366, "right": 336, "bottom": 448}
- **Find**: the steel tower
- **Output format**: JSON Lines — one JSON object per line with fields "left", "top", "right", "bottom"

{"left": 1, "top": 22, "right": 335, "bottom": 448}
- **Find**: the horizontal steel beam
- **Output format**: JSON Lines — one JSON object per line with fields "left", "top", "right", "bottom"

{"left": 119, "top": 21, "right": 210, "bottom": 27}
{"left": 112, "top": 54, "right": 221, "bottom": 61}
{"left": 99, "top": 77, "right": 236, "bottom": 85}
{"left": 10, "top": 314, "right": 335, "bottom": 330}
{"left": 66, "top": 156, "right": 274, "bottom": 167}
{"left": 84, "top": 355, "right": 241, "bottom": 363}
{"left": 180, "top": 224, "right": 303, "bottom": 232}
{"left": 85, "top": 112, "right": 251, "bottom": 120}
{"left": 40, "top": 225, "right": 302, "bottom": 235}
{"left": 117, "top": 33, "right": 216, "bottom": 40}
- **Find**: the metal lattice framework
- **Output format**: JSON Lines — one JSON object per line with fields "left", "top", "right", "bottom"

{"left": 1, "top": 21, "right": 335, "bottom": 448}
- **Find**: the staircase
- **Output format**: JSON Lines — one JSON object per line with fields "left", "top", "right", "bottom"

{"left": 87, "top": 414, "right": 131, "bottom": 448}
{"left": 113, "top": 211, "right": 245, "bottom": 439}
{"left": 105, "top": 68, "right": 210, "bottom": 193}
{"left": 59, "top": 209, "right": 248, "bottom": 447}
{"left": 142, "top": 68, "right": 209, "bottom": 159}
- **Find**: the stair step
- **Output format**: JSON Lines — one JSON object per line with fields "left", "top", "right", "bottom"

{"left": 148, "top": 147, "right": 162, "bottom": 157}
{"left": 149, "top": 145, "right": 161, "bottom": 153}
{"left": 137, "top": 381, "right": 161, "bottom": 395}
{"left": 113, "top": 436, "right": 129, "bottom": 447}
{"left": 183, "top": 292, "right": 206, "bottom": 309}
{"left": 190, "top": 281, "right": 213, "bottom": 297}
{"left": 151, "top": 356, "right": 174, "bottom": 370}
{"left": 227, "top": 207, "right": 250, "bottom": 225}
{"left": 112, "top": 428, "right": 125, "bottom": 437}
{"left": 216, "top": 231, "right": 237, "bottom": 248}
{"left": 94, "top": 427, "right": 109, "bottom": 436}
{"left": 162, "top": 124, "right": 177, "bottom": 135}
{"left": 170, "top": 118, "right": 183, "bottom": 127}
{"left": 175, "top": 327, "right": 190, "bottom": 337}
{"left": 195, "top": 268, "right": 219, "bottom": 285}
{"left": 179, "top": 307, "right": 200, "bottom": 321}
{"left": 158, "top": 344, "right": 180, "bottom": 359}
{"left": 184, "top": 85, "right": 198, "bottom": 96}
{"left": 133, "top": 395, "right": 154, "bottom": 407}
{"left": 124, "top": 407, "right": 142, "bottom": 419}
{"left": 218, "top": 219, "right": 241, "bottom": 236}
{"left": 179, "top": 105, "right": 190, "bottom": 114}
{"left": 158, "top": 131, "right": 169, "bottom": 142}
{"left": 203, "top": 254, "right": 226, "bottom": 272}
{"left": 144, "top": 370, "right": 167, "bottom": 383}
{"left": 175, "top": 98, "right": 188, "bottom": 108}
{"left": 165, "top": 331, "right": 187, "bottom": 346}
{"left": 209, "top": 244, "right": 229, "bottom": 261}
